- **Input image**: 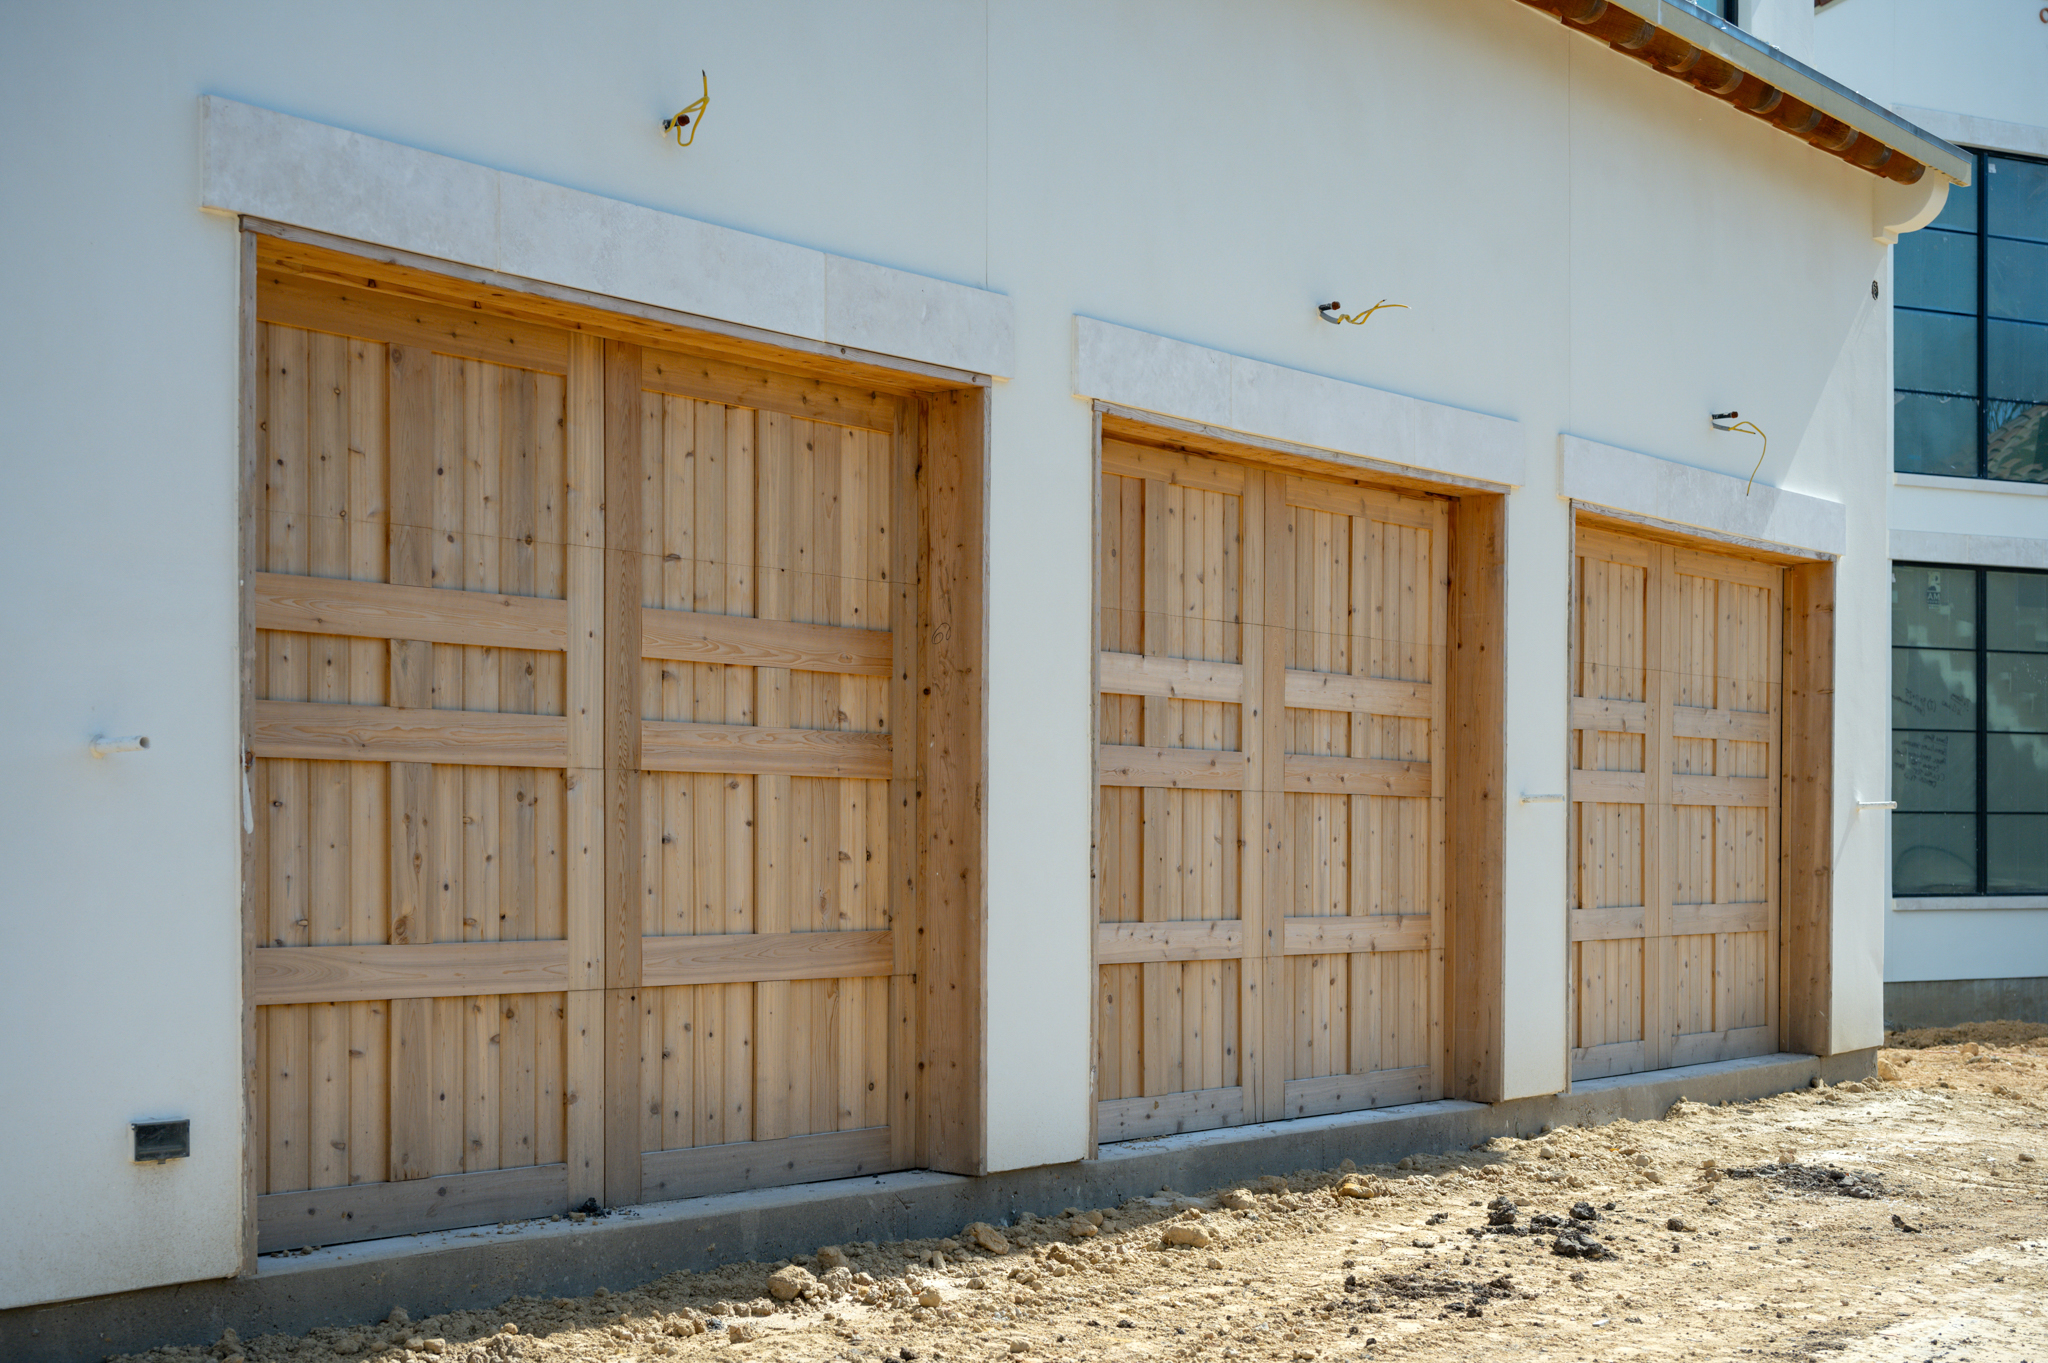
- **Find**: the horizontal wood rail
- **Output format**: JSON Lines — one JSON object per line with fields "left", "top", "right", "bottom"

{"left": 1572, "top": 1038, "right": 1648, "bottom": 1082}
{"left": 251, "top": 941, "right": 573, "bottom": 1004}
{"left": 641, "top": 722, "right": 891, "bottom": 779}
{"left": 1281, "top": 755, "right": 1429, "bottom": 797}
{"left": 1569, "top": 903, "right": 1771, "bottom": 943}
{"left": 642, "top": 347, "right": 899, "bottom": 434}
{"left": 641, "top": 1126, "right": 892, "bottom": 1202}
{"left": 1095, "top": 745, "right": 1248, "bottom": 790}
{"left": 1571, "top": 696, "right": 1773, "bottom": 743}
{"left": 641, "top": 931, "right": 894, "bottom": 987}
{"left": 1098, "top": 651, "right": 1435, "bottom": 719}
{"left": 1283, "top": 1064, "right": 1434, "bottom": 1119}
{"left": 1568, "top": 906, "right": 1647, "bottom": 943}
{"left": 1281, "top": 475, "right": 1438, "bottom": 529}
{"left": 1672, "top": 1025, "right": 1771, "bottom": 1068}
{"left": 1669, "top": 902, "right": 1772, "bottom": 936}
{"left": 642, "top": 607, "right": 893, "bottom": 676}
{"left": 1096, "top": 1086, "right": 1245, "bottom": 1143}
{"left": 1095, "top": 746, "right": 1430, "bottom": 797}
{"left": 1282, "top": 671, "right": 1433, "bottom": 719}
{"left": 1670, "top": 774, "right": 1774, "bottom": 808}
{"left": 255, "top": 574, "right": 569, "bottom": 651}
{"left": 1569, "top": 768, "right": 1648, "bottom": 803}
{"left": 1281, "top": 916, "right": 1432, "bottom": 956}
{"left": 1569, "top": 696, "right": 1650, "bottom": 736}
{"left": 250, "top": 701, "right": 568, "bottom": 767}
{"left": 257, "top": 271, "right": 572, "bottom": 374}
{"left": 1098, "top": 652, "right": 1244, "bottom": 704}
{"left": 1095, "top": 920, "right": 1245, "bottom": 965}
{"left": 1101, "top": 437, "right": 1247, "bottom": 493}
{"left": 257, "top": 1163, "right": 568, "bottom": 1252}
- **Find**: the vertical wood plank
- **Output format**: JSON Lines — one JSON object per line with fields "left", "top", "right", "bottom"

{"left": 385, "top": 336, "right": 436, "bottom": 1182}
{"left": 1254, "top": 471, "right": 1292, "bottom": 1121}
{"left": 756, "top": 409, "right": 795, "bottom": 1144}
{"left": 919, "top": 387, "right": 986, "bottom": 1175}
{"left": 563, "top": 333, "right": 606, "bottom": 1208}
{"left": 1781, "top": 561, "right": 1832, "bottom": 1055}
{"left": 1444, "top": 493, "right": 1506, "bottom": 1102}
{"left": 238, "top": 230, "right": 264, "bottom": 1266}
{"left": 890, "top": 399, "right": 922, "bottom": 1167}
{"left": 601, "top": 341, "right": 645, "bottom": 1207}
{"left": 1644, "top": 545, "right": 1673, "bottom": 1071}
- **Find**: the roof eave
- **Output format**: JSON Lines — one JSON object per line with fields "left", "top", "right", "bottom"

{"left": 1512, "top": 0, "right": 1973, "bottom": 188}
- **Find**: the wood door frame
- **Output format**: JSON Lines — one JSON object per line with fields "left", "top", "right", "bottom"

{"left": 1566, "top": 505, "right": 1836, "bottom": 1074}
{"left": 237, "top": 228, "right": 990, "bottom": 1266}
{"left": 1089, "top": 409, "right": 1510, "bottom": 1124}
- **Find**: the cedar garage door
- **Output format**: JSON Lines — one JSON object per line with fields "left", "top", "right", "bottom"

{"left": 1095, "top": 437, "right": 1447, "bottom": 1140}
{"left": 1569, "top": 525, "right": 1781, "bottom": 1080}
{"left": 246, "top": 237, "right": 975, "bottom": 1250}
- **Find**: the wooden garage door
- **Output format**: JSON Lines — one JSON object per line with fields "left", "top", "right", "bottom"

{"left": 1095, "top": 437, "right": 1446, "bottom": 1140}
{"left": 1569, "top": 526, "right": 1780, "bottom": 1080}
{"left": 245, "top": 241, "right": 954, "bottom": 1249}
{"left": 630, "top": 357, "right": 912, "bottom": 1200}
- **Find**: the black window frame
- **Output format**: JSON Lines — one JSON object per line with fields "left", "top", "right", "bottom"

{"left": 1892, "top": 560, "right": 2048, "bottom": 897}
{"left": 1893, "top": 146, "right": 2048, "bottom": 485}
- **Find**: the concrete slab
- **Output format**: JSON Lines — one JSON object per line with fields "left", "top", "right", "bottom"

{"left": 0, "top": 1048, "right": 1872, "bottom": 1363}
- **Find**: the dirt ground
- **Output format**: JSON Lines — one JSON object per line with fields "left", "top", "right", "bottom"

{"left": 131, "top": 1025, "right": 2048, "bottom": 1363}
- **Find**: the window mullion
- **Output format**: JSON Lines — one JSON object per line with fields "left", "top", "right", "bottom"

{"left": 1977, "top": 151, "right": 1989, "bottom": 479}
{"left": 1978, "top": 568, "right": 1989, "bottom": 894}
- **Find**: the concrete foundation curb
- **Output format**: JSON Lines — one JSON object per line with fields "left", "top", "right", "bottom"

{"left": 1, "top": 1048, "right": 1873, "bottom": 1363}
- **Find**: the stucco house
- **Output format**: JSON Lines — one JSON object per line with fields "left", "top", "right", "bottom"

{"left": 3, "top": 0, "right": 2032, "bottom": 1352}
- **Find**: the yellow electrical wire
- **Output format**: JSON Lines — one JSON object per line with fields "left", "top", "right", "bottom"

{"left": 664, "top": 71, "right": 710, "bottom": 147}
{"left": 1726, "top": 420, "right": 1769, "bottom": 494}
{"left": 1322, "top": 300, "right": 1408, "bottom": 325}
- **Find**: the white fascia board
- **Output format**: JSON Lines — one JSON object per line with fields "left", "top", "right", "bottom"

{"left": 1560, "top": 434, "right": 1847, "bottom": 557}
{"left": 1072, "top": 317, "right": 1525, "bottom": 489}
{"left": 1889, "top": 107, "right": 2048, "bottom": 163}
{"left": 1890, "top": 529, "right": 2048, "bottom": 572}
{"left": 199, "top": 97, "right": 1013, "bottom": 379}
{"left": 1638, "top": 3, "right": 1972, "bottom": 186}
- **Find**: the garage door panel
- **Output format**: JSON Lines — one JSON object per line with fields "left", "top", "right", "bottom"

{"left": 635, "top": 388, "right": 903, "bottom": 1170}
{"left": 250, "top": 253, "right": 959, "bottom": 1245}
{"left": 1572, "top": 528, "right": 1781, "bottom": 1080}
{"left": 252, "top": 303, "right": 583, "bottom": 1243}
{"left": 1098, "top": 448, "right": 1443, "bottom": 1138}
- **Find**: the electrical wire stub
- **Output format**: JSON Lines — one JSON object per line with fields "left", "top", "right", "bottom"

{"left": 663, "top": 71, "right": 710, "bottom": 147}
{"left": 1319, "top": 299, "right": 1407, "bottom": 326}
{"left": 1710, "top": 411, "right": 1770, "bottom": 493}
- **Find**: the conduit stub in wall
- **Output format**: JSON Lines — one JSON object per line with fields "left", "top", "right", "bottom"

{"left": 1560, "top": 434, "right": 1846, "bottom": 557}
{"left": 1072, "top": 317, "right": 1525, "bottom": 488}
{"left": 198, "top": 96, "right": 1014, "bottom": 378}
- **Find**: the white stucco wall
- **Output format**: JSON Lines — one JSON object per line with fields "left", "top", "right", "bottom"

{"left": 2, "top": 0, "right": 1906, "bottom": 1308}
{"left": 1817, "top": 0, "right": 2048, "bottom": 989}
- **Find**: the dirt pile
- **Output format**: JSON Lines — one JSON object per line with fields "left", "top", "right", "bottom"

{"left": 114, "top": 1040, "right": 2048, "bottom": 1362}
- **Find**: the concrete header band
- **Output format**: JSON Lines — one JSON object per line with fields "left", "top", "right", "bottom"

{"left": 1071, "top": 316, "right": 1526, "bottom": 489}
{"left": 1560, "top": 434, "right": 1848, "bottom": 558}
{"left": 198, "top": 96, "right": 1016, "bottom": 380}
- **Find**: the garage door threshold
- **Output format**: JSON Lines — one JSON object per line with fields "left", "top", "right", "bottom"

{"left": 1, "top": 1048, "right": 1873, "bottom": 1363}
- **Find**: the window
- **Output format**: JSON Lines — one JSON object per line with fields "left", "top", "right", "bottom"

{"left": 1894, "top": 151, "right": 2048, "bottom": 483}
{"left": 1892, "top": 563, "right": 2048, "bottom": 895}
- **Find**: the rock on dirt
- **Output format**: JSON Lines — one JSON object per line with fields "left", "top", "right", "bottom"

{"left": 1218, "top": 1188, "right": 1257, "bottom": 1210}
{"left": 966, "top": 1222, "right": 1012, "bottom": 1254}
{"left": 767, "top": 1265, "right": 816, "bottom": 1301}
